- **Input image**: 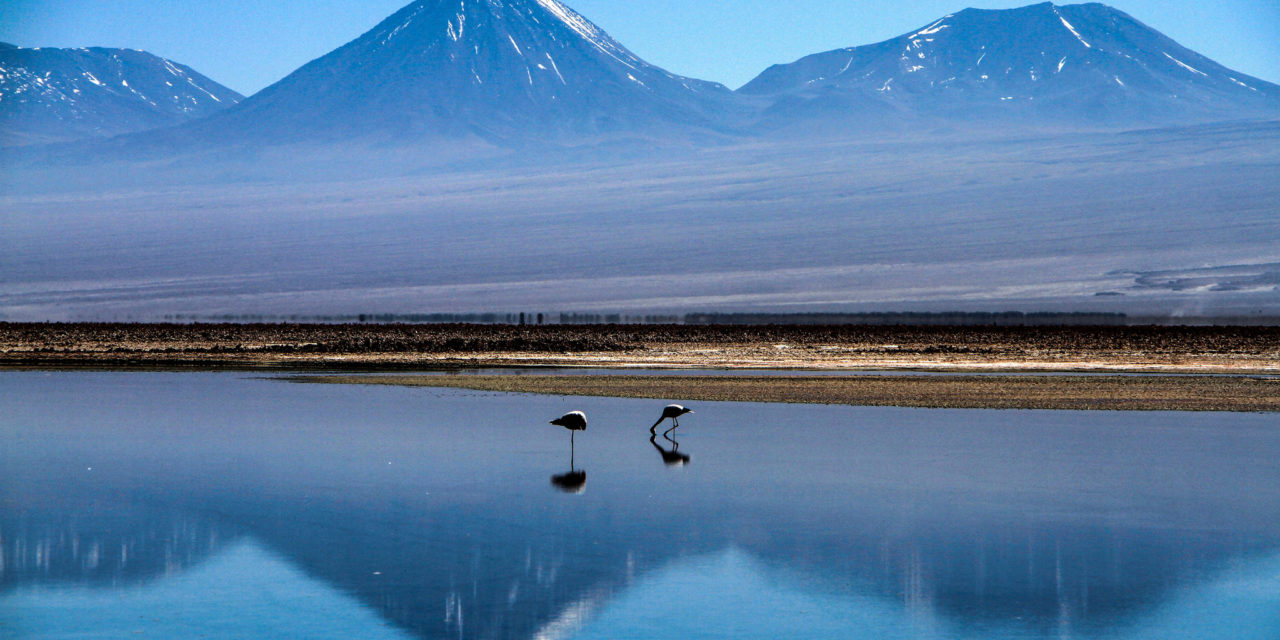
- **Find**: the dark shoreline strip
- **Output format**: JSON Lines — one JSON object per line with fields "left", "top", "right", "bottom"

{"left": 289, "top": 375, "right": 1280, "bottom": 412}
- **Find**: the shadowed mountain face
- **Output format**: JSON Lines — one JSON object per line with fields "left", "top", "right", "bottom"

{"left": 183, "top": 0, "right": 741, "bottom": 147}
{"left": 739, "top": 2, "right": 1280, "bottom": 131}
{"left": 0, "top": 43, "right": 243, "bottom": 146}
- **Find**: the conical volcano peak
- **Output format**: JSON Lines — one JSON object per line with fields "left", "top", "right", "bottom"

{"left": 361, "top": 0, "right": 644, "bottom": 67}
{"left": 197, "top": 0, "right": 738, "bottom": 145}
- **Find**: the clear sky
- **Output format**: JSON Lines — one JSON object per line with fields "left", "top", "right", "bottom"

{"left": 2, "top": 0, "right": 1277, "bottom": 95}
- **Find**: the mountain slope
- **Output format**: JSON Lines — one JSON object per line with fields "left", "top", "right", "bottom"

{"left": 186, "top": 0, "right": 741, "bottom": 147}
{"left": 0, "top": 42, "right": 243, "bottom": 146}
{"left": 740, "top": 2, "right": 1280, "bottom": 131}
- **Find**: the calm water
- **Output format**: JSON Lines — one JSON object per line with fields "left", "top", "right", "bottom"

{"left": 2, "top": 371, "right": 1278, "bottom": 639}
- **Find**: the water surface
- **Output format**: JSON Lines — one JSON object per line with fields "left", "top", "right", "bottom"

{"left": 2, "top": 372, "right": 1278, "bottom": 639}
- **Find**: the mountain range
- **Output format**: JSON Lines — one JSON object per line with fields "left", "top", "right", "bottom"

{"left": 0, "top": 42, "right": 242, "bottom": 146}
{"left": 3, "top": 1, "right": 1277, "bottom": 150}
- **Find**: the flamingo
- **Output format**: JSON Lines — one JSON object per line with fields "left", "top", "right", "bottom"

{"left": 550, "top": 411, "right": 587, "bottom": 446}
{"left": 550, "top": 411, "right": 587, "bottom": 493}
{"left": 650, "top": 404, "right": 692, "bottom": 435}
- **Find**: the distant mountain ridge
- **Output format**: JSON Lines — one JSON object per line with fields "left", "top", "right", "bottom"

{"left": 0, "top": 43, "right": 243, "bottom": 146}
{"left": 4, "top": 1, "right": 1278, "bottom": 154}
{"left": 739, "top": 2, "right": 1280, "bottom": 131}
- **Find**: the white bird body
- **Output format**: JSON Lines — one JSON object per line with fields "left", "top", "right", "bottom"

{"left": 550, "top": 411, "right": 587, "bottom": 431}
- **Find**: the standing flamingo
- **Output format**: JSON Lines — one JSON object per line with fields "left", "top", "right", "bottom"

{"left": 550, "top": 411, "right": 587, "bottom": 493}
{"left": 650, "top": 404, "right": 692, "bottom": 435}
{"left": 550, "top": 411, "right": 587, "bottom": 447}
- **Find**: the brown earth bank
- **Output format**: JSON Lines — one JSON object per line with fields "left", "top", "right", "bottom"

{"left": 1, "top": 322, "right": 1279, "bottom": 373}
{"left": 290, "top": 374, "right": 1280, "bottom": 413}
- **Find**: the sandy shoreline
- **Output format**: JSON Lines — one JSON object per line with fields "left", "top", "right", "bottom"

{"left": 290, "top": 374, "right": 1280, "bottom": 413}
{"left": 5, "top": 323, "right": 1278, "bottom": 411}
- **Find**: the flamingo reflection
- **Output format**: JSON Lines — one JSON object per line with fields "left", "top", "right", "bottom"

{"left": 650, "top": 431, "right": 690, "bottom": 467}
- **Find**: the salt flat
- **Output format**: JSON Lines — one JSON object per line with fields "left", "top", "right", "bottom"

{"left": 3, "top": 122, "right": 1278, "bottom": 320}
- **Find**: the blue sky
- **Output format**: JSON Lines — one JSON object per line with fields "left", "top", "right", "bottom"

{"left": 2, "top": 0, "right": 1277, "bottom": 95}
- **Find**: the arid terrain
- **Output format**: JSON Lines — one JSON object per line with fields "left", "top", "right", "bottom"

{"left": 3, "top": 322, "right": 1277, "bottom": 373}
{"left": 294, "top": 374, "right": 1280, "bottom": 413}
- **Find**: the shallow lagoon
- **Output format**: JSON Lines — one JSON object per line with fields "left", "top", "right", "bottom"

{"left": 2, "top": 371, "right": 1278, "bottom": 639}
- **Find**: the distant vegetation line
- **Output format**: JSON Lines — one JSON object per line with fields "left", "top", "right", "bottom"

{"left": 158, "top": 312, "right": 682, "bottom": 325}
{"left": 145, "top": 311, "right": 1280, "bottom": 327}
{"left": 683, "top": 312, "right": 1130, "bottom": 326}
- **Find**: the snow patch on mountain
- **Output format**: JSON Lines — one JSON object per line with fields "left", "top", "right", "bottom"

{"left": 1052, "top": 7, "right": 1092, "bottom": 49}
{"left": 534, "top": 0, "right": 640, "bottom": 70}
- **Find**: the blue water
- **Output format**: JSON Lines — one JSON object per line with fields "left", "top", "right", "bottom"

{"left": 1, "top": 371, "right": 1278, "bottom": 639}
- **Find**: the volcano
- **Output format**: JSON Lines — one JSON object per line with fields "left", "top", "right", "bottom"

{"left": 740, "top": 2, "right": 1280, "bottom": 131}
{"left": 191, "top": 0, "right": 740, "bottom": 146}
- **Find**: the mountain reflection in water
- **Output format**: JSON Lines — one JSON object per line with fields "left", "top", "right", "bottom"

{"left": 2, "top": 371, "right": 1278, "bottom": 639}
{"left": 3, "top": 539, "right": 415, "bottom": 640}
